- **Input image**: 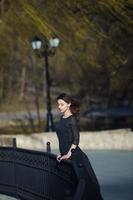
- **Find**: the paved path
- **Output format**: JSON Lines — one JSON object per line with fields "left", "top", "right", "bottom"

{"left": 0, "top": 150, "right": 133, "bottom": 200}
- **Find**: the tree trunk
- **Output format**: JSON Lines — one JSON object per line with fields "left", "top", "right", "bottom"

{"left": 19, "top": 66, "right": 26, "bottom": 101}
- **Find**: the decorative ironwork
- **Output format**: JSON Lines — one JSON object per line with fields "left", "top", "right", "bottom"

{"left": 0, "top": 147, "right": 85, "bottom": 200}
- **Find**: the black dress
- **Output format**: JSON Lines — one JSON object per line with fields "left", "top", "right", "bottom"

{"left": 55, "top": 115, "right": 104, "bottom": 200}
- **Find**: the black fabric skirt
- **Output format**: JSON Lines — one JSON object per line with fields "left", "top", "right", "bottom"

{"left": 70, "top": 147, "right": 104, "bottom": 200}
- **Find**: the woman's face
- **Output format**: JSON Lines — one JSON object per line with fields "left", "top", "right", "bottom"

{"left": 57, "top": 99, "right": 71, "bottom": 114}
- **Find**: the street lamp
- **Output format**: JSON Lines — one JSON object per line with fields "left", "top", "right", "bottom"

{"left": 31, "top": 36, "right": 60, "bottom": 132}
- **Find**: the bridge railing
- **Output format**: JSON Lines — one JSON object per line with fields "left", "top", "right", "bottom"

{"left": 0, "top": 147, "right": 85, "bottom": 200}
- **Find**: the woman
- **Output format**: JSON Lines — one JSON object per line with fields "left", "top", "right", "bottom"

{"left": 55, "top": 93, "right": 104, "bottom": 200}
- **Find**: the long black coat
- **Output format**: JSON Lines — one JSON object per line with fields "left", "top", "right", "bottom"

{"left": 55, "top": 115, "right": 104, "bottom": 200}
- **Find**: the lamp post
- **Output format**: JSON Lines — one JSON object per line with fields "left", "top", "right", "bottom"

{"left": 31, "top": 36, "right": 60, "bottom": 132}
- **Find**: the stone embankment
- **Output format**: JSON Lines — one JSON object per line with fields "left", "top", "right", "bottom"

{"left": 0, "top": 128, "right": 133, "bottom": 151}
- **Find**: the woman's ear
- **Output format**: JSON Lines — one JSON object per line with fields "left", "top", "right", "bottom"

{"left": 68, "top": 103, "right": 71, "bottom": 107}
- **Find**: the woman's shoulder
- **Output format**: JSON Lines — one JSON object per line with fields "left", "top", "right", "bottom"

{"left": 68, "top": 115, "right": 78, "bottom": 125}
{"left": 60, "top": 115, "right": 79, "bottom": 126}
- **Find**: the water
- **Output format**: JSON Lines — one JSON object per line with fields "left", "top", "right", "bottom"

{"left": 85, "top": 150, "right": 133, "bottom": 200}
{"left": 0, "top": 195, "right": 16, "bottom": 200}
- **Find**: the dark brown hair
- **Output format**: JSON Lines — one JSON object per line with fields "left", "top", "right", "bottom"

{"left": 57, "top": 93, "right": 80, "bottom": 117}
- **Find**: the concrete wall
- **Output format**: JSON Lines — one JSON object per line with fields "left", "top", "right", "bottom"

{"left": 0, "top": 129, "right": 133, "bottom": 151}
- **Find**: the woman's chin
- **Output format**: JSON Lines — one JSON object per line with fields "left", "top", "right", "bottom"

{"left": 59, "top": 110, "right": 64, "bottom": 113}
{"left": 61, "top": 111, "right": 64, "bottom": 113}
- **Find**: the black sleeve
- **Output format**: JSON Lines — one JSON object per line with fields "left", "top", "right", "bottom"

{"left": 71, "top": 117, "right": 80, "bottom": 145}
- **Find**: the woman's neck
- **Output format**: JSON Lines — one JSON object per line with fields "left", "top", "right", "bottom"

{"left": 63, "top": 110, "right": 72, "bottom": 118}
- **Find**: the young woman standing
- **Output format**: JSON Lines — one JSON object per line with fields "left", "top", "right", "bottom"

{"left": 55, "top": 93, "right": 104, "bottom": 200}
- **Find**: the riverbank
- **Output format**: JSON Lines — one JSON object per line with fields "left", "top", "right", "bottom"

{"left": 0, "top": 128, "right": 133, "bottom": 151}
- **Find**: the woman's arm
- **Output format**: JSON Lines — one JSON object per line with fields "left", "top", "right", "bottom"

{"left": 59, "top": 144, "right": 77, "bottom": 160}
{"left": 60, "top": 118, "right": 79, "bottom": 161}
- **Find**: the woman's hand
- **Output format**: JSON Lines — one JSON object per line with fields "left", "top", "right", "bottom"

{"left": 60, "top": 151, "right": 72, "bottom": 161}
{"left": 56, "top": 154, "right": 61, "bottom": 162}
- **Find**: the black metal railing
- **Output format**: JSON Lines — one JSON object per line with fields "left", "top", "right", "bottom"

{"left": 0, "top": 147, "right": 85, "bottom": 200}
